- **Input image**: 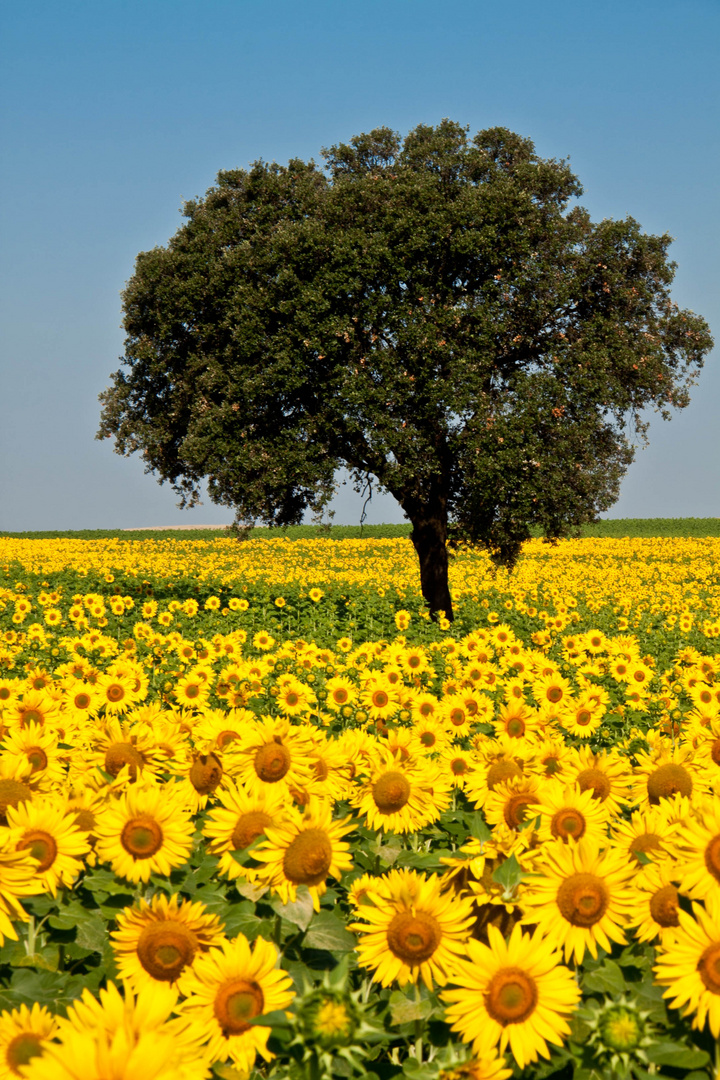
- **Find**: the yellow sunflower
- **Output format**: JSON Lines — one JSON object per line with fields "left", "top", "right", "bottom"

{"left": 203, "top": 780, "right": 289, "bottom": 881}
{"left": 350, "top": 868, "right": 475, "bottom": 988}
{"left": 610, "top": 807, "right": 681, "bottom": 866}
{"left": 535, "top": 782, "right": 610, "bottom": 846}
{"left": 654, "top": 900, "right": 720, "bottom": 1038}
{"left": 253, "top": 799, "right": 354, "bottom": 910}
{"left": 677, "top": 796, "right": 720, "bottom": 901}
{"left": 94, "top": 784, "right": 194, "bottom": 883}
{"left": 0, "top": 722, "right": 65, "bottom": 792}
{"left": 629, "top": 861, "right": 682, "bottom": 944}
{"left": 227, "top": 716, "right": 316, "bottom": 799}
{"left": 630, "top": 743, "right": 704, "bottom": 809}
{"left": 565, "top": 747, "right": 632, "bottom": 817}
{"left": 5, "top": 798, "right": 89, "bottom": 896}
{"left": 0, "top": 849, "right": 44, "bottom": 945}
{"left": 350, "top": 749, "right": 450, "bottom": 833}
{"left": 492, "top": 702, "right": 540, "bottom": 741}
{"left": 176, "top": 934, "right": 295, "bottom": 1072}
{"left": 520, "top": 837, "right": 636, "bottom": 963}
{"left": 324, "top": 676, "right": 358, "bottom": 713}
{"left": 484, "top": 777, "right": 542, "bottom": 833}
{"left": 0, "top": 1003, "right": 57, "bottom": 1080}
{"left": 111, "top": 893, "right": 226, "bottom": 991}
{"left": 438, "top": 1054, "right": 512, "bottom": 1080}
{"left": 442, "top": 923, "right": 580, "bottom": 1069}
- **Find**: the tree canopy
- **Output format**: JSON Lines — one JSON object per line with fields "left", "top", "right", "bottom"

{"left": 98, "top": 121, "right": 713, "bottom": 619}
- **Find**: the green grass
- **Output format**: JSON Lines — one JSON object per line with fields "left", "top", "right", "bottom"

{"left": 2, "top": 518, "right": 720, "bottom": 541}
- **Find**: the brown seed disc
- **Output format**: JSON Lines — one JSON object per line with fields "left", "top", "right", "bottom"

{"left": 216, "top": 730, "right": 240, "bottom": 749}
{"left": 697, "top": 942, "right": 720, "bottom": 994}
{"left": 420, "top": 732, "right": 437, "bottom": 747}
{"left": 486, "top": 760, "right": 522, "bottom": 791}
{"left": 386, "top": 910, "right": 442, "bottom": 964}
{"left": 26, "top": 747, "right": 48, "bottom": 773}
{"left": 575, "top": 710, "right": 594, "bottom": 727}
{"left": 19, "top": 709, "right": 44, "bottom": 727}
{"left": 72, "top": 808, "right": 96, "bottom": 834}
{"left": 106, "top": 684, "right": 126, "bottom": 703}
{"left": 189, "top": 754, "right": 223, "bottom": 795}
{"left": 503, "top": 792, "right": 540, "bottom": 829}
{"left": 16, "top": 830, "right": 57, "bottom": 873}
{"left": 254, "top": 741, "right": 291, "bottom": 782}
{"left": 372, "top": 691, "right": 389, "bottom": 708}
{"left": 647, "top": 763, "right": 693, "bottom": 804}
{"left": 551, "top": 808, "right": 587, "bottom": 841}
{"left": 649, "top": 884, "right": 680, "bottom": 927}
{"left": 332, "top": 689, "right": 349, "bottom": 704}
{"left": 283, "top": 828, "right": 333, "bottom": 885}
{"left": 136, "top": 920, "right": 198, "bottom": 981}
{"left": 546, "top": 687, "right": 563, "bottom": 704}
{"left": 6, "top": 1033, "right": 43, "bottom": 1074}
{"left": 104, "top": 742, "right": 144, "bottom": 780}
{"left": 372, "top": 771, "right": 411, "bottom": 813}
{"left": 711, "top": 740, "right": 720, "bottom": 767}
{"left": 576, "top": 768, "right": 611, "bottom": 802}
{"left": 232, "top": 810, "right": 273, "bottom": 850}
{"left": 451, "top": 758, "right": 468, "bottom": 776}
{"left": 0, "top": 779, "right": 32, "bottom": 826}
{"left": 313, "top": 758, "right": 329, "bottom": 781}
{"left": 214, "top": 978, "right": 265, "bottom": 1035}
{"left": 542, "top": 756, "right": 561, "bottom": 776}
{"left": 556, "top": 872, "right": 609, "bottom": 927}
{"left": 484, "top": 966, "right": 538, "bottom": 1024}
{"left": 121, "top": 815, "right": 163, "bottom": 859}
{"left": 505, "top": 717, "right": 526, "bottom": 738}
{"left": 630, "top": 832, "right": 663, "bottom": 859}
{"left": 704, "top": 834, "right": 720, "bottom": 884}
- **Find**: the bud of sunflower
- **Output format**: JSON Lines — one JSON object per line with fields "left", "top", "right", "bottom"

{"left": 580, "top": 994, "right": 655, "bottom": 1076}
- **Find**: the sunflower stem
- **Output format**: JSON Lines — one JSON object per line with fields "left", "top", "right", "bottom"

{"left": 413, "top": 982, "right": 423, "bottom": 1063}
{"left": 273, "top": 912, "right": 283, "bottom": 948}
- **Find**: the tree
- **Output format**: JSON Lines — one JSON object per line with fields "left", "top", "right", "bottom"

{"left": 98, "top": 121, "right": 713, "bottom": 619}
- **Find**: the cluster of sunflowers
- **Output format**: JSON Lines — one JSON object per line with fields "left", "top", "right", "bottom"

{"left": 0, "top": 536, "right": 720, "bottom": 1080}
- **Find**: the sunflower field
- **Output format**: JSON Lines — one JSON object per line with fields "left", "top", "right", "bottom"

{"left": 2, "top": 532, "right": 720, "bottom": 1080}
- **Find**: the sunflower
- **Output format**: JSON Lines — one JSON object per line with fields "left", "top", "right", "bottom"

{"left": 32, "top": 982, "right": 208, "bottom": 1080}
{"left": 0, "top": 849, "right": 45, "bottom": 944}
{"left": 492, "top": 702, "right": 540, "bottom": 741}
{"left": 0, "top": 1003, "right": 57, "bottom": 1079}
{"left": 84, "top": 718, "right": 160, "bottom": 783}
{"left": 0, "top": 723, "right": 65, "bottom": 792}
{"left": 203, "top": 780, "right": 289, "bottom": 881}
{"left": 630, "top": 744, "right": 704, "bottom": 809}
{"left": 253, "top": 799, "right": 354, "bottom": 910}
{"left": 438, "top": 1055, "right": 512, "bottom": 1080}
{"left": 440, "top": 695, "right": 476, "bottom": 737}
{"left": 324, "top": 676, "right": 358, "bottom": 713}
{"left": 654, "top": 900, "right": 720, "bottom": 1038}
{"left": 677, "top": 796, "right": 720, "bottom": 902}
{"left": 96, "top": 671, "right": 141, "bottom": 715}
{"left": 350, "top": 868, "right": 475, "bottom": 988}
{"left": 359, "top": 678, "right": 401, "bottom": 723}
{"left": 439, "top": 746, "right": 476, "bottom": 788}
{"left": 442, "top": 923, "right": 580, "bottom": 1069}
{"left": 111, "top": 893, "right": 226, "bottom": 991}
{"left": 629, "top": 860, "right": 682, "bottom": 944}
{"left": 484, "top": 777, "right": 542, "bottom": 833}
{"left": 351, "top": 749, "right": 450, "bottom": 833}
{"left": 5, "top": 798, "right": 89, "bottom": 896}
{"left": 194, "top": 707, "right": 254, "bottom": 752}
{"left": 94, "top": 783, "right": 194, "bottom": 883}
{"left": 176, "top": 934, "right": 295, "bottom": 1072}
{"left": 535, "top": 782, "right": 610, "bottom": 846}
{"left": 559, "top": 696, "right": 604, "bottom": 738}
{"left": 610, "top": 807, "right": 681, "bottom": 866}
{"left": 228, "top": 716, "right": 316, "bottom": 799}
{"left": 174, "top": 671, "right": 212, "bottom": 710}
{"left": 565, "top": 747, "right": 632, "bottom": 817}
{"left": 520, "top": 837, "right": 636, "bottom": 963}
{"left": 532, "top": 673, "right": 573, "bottom": 709}
{"left": 464, "top": 740, "right": 535, "bottom": 810}
{"left": 528, "top": 738, "right": 574, "bottom": 782}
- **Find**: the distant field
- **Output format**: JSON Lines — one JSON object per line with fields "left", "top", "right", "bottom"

{"left": 2, "top": 517, "right": 720, "bottom": 540}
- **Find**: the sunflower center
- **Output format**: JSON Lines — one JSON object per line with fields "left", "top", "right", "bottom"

{"left": 486, "top": 760, "right": 522, "bottom": 791}
{"left": 214, "top": 978, "right": 265, "bottom": 1035}
{"left": 386, "top": 910, "right": 442, "bottom": 964}
{"left": 313, "top": 758, "right": 329, "bottom": 781}
{"left": 189, "top": 754, "right": 223, "bottom": 795}
{"left": 543, "top": 756, "right": 561, "bottom": 776}
{"left": 649, "top": 884, "right": 680, "bottom": 927}
{"left": 448, "top": 708, "right": 467, "bottom": 727}
{"left": 16, "top": 830, "right": 58, "bottom": 873}
{"left": 216, "top": 730, "right": 239, "bottom": 748}
{"left": 136, "top": 920, "right": 198, "bottom": 981}
{"left": 551, "top": 808, "right": 586, "bottom": 841}
{"left": 74, "top": 693, "right": 91, "bottom": 709}
{"left": 372, "top": 691, "right": 389, "bottom": 708}
{"left": 503, "top": 793, "right": 540, "bottom": 829}
{"left": 372, "top": 771, "right": 411, "bottom": 813}
{"left": 254, "top": 741, "right": 291, "bottom": 782}
{"left": 106, "top": 684, "right": 126, "bottom": 703}
{"left": 505, "top": 717, "right": 526, "bottom": 738}
{"left": 232, "top": 810, "right": 273, "bottom": 850}
{"left": 576, "top": 768, "right": 610, "bottom": 801}
{"left": 704, "top": 835, "right": 720, "bottom": 883}
{"left": 121, "top": 815, "right": 164, "bottom": 859}
{"left": 283, "top": 828, "right": 333, "bottom": 885}
{"left": 556, "top": 872, "right": 609, "bottom": 926}
{"left": 575, "top": 710, "right": 594, "bottom": 727}
{"left": 420, "top": 732, "right": 436, "bottom": 747}
{"left": 647, "top": 763, "right": 693, "bottom": 804}
{"left": 26, "top": 748, "right": 48, "bottom": 773}
{"left": 104, "top": 742, "right": 144, "bottom": 780}
{"left": 630, "top": 832, "right": 663, "bottom": 859}
{"left": 72, "top": 808, "right": 96, "bottom": 833}
{"left": 485, "top": 967, "right": 538, "bottom": 1025}
{"left": 5, "top": 1033, "right": 43, "bottom": 1075}
{"left": 0, "top": 780, "right": 32, "bottom": 826}
{"left": 697, "top": 943, "right": 720, "bottom": 995}
{"left": 333, "top": 689, "right": 349, "bottom": 704}
{"left": 451, "top": 758, "right": 468, "bottom": 775}
{"left": 546, "top": 687, "right": 563, "bottom": 703}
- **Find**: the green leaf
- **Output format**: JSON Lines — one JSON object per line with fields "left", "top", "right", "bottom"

{"left": 303, "top": 911, "right": 356, "bottom": 952}
{"left": 491, "top": 854, "right": 524, "bottom": 893}
{"left": 270, "top": 888, "right": 314, "bottom": 930}
{"left": 76, "top": 914, "right": 108, "bottom": 953}
{"left": 389, "top": 991, "right": 433, "bottom": 1025}
{"left": 465, "top": 812, "right": 491, "bottom": 843}
{"left": 644, "top": 1043, "right": 710, "bottom": 1068}
{"left": 581, "top": 959, "right": 626, "bottom": 996}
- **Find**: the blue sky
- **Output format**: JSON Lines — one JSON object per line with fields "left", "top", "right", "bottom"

{"left": 1, "top": 0, "right": 717, "bottom": 529}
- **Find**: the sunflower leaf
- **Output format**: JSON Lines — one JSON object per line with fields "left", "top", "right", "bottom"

{"left": 303, "top": 910, "right": 356, "bottom": 951}
{"left": 491, "top": 853, "right": 524, "bottom": 893}
{"left": 270, "top": 888, "right": 315, "bottom": 930}
{"left": 644, "top": 1044, "right": 710, "bottom": 1068}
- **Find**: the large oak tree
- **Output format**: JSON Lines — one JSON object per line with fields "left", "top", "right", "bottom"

{"left": 98, "top": 121, "right": 712, "bottom": 619}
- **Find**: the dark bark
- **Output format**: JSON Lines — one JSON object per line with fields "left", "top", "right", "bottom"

{"left": 409, "top": 514, "right": 454, "bottom": 622}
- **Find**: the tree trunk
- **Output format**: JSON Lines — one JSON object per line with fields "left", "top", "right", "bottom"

{"left": 409, "top": 514, "right": 454, "bottom": 622}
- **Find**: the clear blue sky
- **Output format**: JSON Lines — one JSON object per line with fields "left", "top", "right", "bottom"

{"left": 1, "top": 0, "right": 717, "bottom": 530}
